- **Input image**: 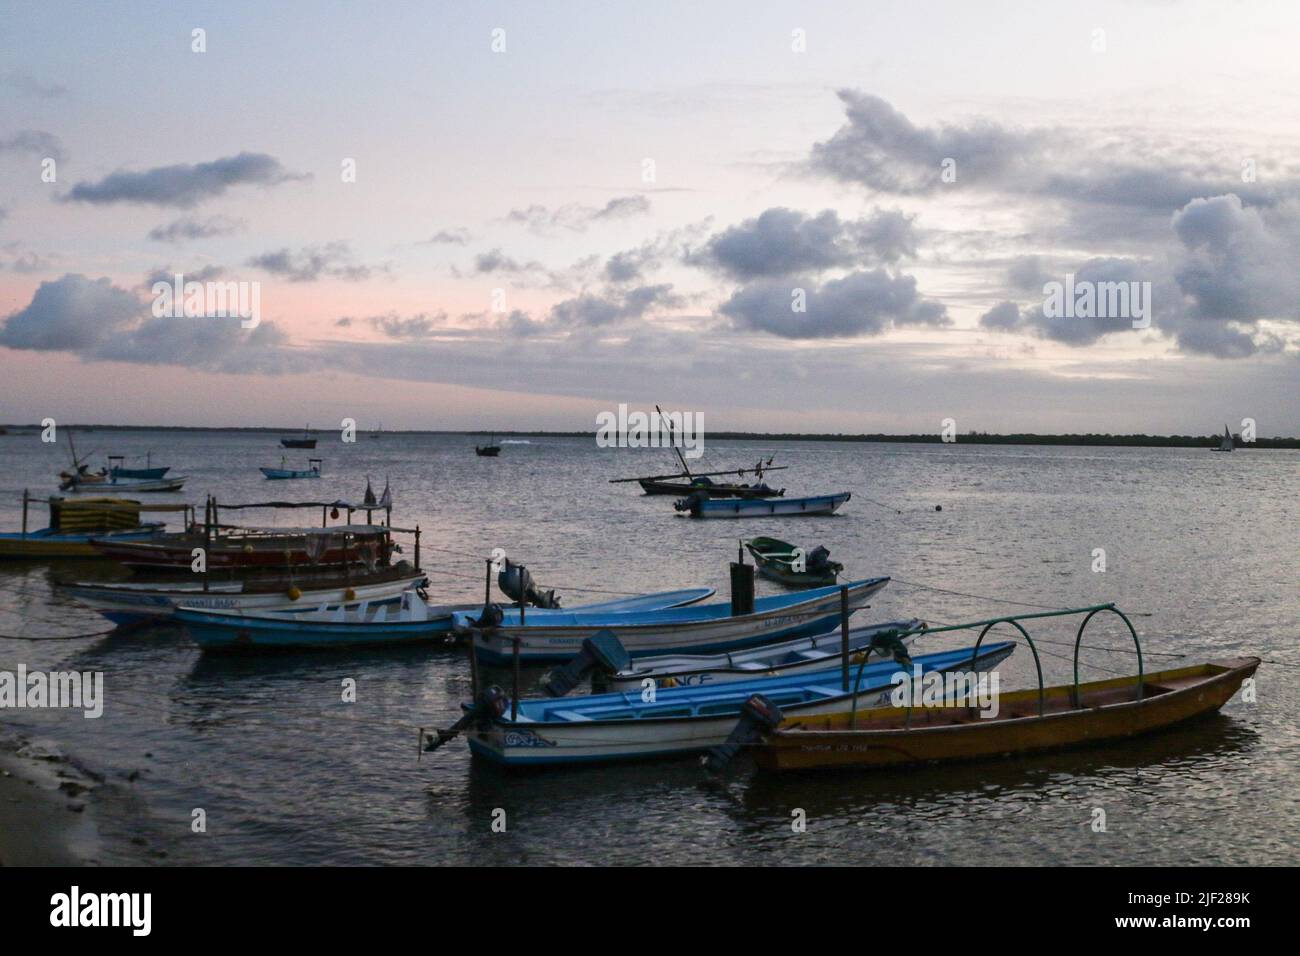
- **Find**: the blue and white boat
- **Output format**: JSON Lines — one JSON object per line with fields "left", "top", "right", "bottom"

{"left": 601, "top": 618, "right": 924, "bottom": 692}
{"left": 464, "top": 577, "right": 889, "bottom": 664}
{"left": 175, "top": 587, "right": 717, "bottom": 651}
{"left": 677, "top": 491, "right": 851, "bottom": 518}
{"left": 260, "top": 458, "right": 322, "bottom": 480}
{"left": 446, "top": 642, "right": 1015, "bottom": 766}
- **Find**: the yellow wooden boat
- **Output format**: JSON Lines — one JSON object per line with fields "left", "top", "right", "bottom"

{"left": 751, "top": 657, "right": 1259, "bottom": 772}
{"left": 0, "top": 494, "right": 187, "bottom": 560}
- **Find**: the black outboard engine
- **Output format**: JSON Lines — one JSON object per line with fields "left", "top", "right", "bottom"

{"left": 805, "top": 545, "right": 832, "bottom": 571}
{"left": 472, "top": 604, "right": 504, "bottom": 628}
{"left": 424, "top": 685, "right": 510, "bottom": 752}
{"left": 498, "top": 559, "right": 562, "bottom": 609}
{"left": 704, "top": 694, "right": 784, "bottom": 774}
{"left": 674, "top": 489, "right": 709, "bottom": 514}
{"left": 542, "top": 631, "right": 632, "bottom": 697}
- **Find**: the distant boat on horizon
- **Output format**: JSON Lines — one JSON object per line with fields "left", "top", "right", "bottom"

{"left": 475, "top": 433, "right": 501, "bottom": 457}
{"left": 281, "top": 425, "right": 317, "bottom": 449}
{"left": 1215, "top": 424, "right": 1234, "bottom": 452}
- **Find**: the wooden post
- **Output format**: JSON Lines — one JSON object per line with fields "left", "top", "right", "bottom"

{"left": 840, "top": 585, "right": 850, "bottom": 691}
{"left": 484, "top": 557, "right": 492, "bottom": 607}
{"left": 469, "top": 637, "right": 480, "bottom": 699}
{"left": 413, "top": 524, "right": 421, "bottom": 571}
{"left": 21, "top": 489, "right": 28, "bottom": 539}
{"left": 511, "top": 638, "right": 521, "bottom": 721}
{"left": 517, "top": 564, "right": 525, "bottom": 626}
{"left": 203, "top": 496, "right": 212, "bottom": 593}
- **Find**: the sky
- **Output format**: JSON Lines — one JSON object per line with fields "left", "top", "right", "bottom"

{"left": 1, "top": 0, "right": 1298, "bottom": 434}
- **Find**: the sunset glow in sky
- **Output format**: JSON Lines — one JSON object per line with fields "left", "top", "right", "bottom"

{"left": 3, "top": 1, "right": 1299, "bottom": 433}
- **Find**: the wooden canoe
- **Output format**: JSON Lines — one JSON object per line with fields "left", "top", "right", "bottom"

{"left": 752, "top": 657, "right": 1260, "bottom": 772}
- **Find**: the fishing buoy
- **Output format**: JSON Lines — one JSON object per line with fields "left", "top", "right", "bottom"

{"left": 935, "top": 505, "right": 942, "bottom": 512}
{"left": 330, "top": 507, "right": 340, "bottom": 519}
{"left": 344, "top": 588, "right": 356, "bottom": 601}
{"left": 287, "top": 586, "right": 302, "bottom": 601}
{"left": 243, "top": 543, "right": 254, "bottom": 553}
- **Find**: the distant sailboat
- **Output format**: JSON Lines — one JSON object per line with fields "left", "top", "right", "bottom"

{"left": 370, "top": 422, "right": 383, "bottom": 440}
{"left": 1216, "top": 425, "right": 1234, "bottom": 452}
{"left": 475, "top": 433, "right": 501, "bottom": 457}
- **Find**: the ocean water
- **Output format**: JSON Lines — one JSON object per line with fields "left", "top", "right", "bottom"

{"left": 0, "top": 430, "right": 1295, "bottom": 865}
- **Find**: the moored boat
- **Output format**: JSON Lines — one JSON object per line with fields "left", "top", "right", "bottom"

{"left": 431, "top": 642, "right": 1014, "bottom": 767}
{"left": 108, "top": 454, "right": 170, "bottom": 479}
{"left": 639, "top": 476, "right": 784, "bottom": 498}
{"left": 0, "top": 494, "right": 176, "bottom": 560}
{"left": 744, "top": 536, "right": 842, "bottom": 586}
{"left": 475, "top": 433, "right": 501, "bottom": 456}
{"left": 259, "top": 458, "right": 322, "bottom": 479}
{"left": 175, "top": 587, "right": 717, "bottom": 651}
{"left": 463, "top": 577, "right": 889, "bottom": 664}
{"left": 748, "top": 658, "right": 1260, "bottom": 772}
{"left": 60, "top": 567, "right": 430, "bottom": 627}
{"left": 678, "top": 492, "right": 850, "bottom": 519}
{"left": 281, "top": 426, "right": 317, "bottom": 448}
{"left": 596, "top": 618, "right": 923, "bottom": 692}
{"left": 90, "top": 524, "right": 393, "bottom": 571}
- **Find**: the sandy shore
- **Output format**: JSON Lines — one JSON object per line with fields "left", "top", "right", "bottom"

{"left": 0, "top": 736, "right": 99, "bottom": 866}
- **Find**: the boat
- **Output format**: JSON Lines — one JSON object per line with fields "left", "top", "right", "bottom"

{"left": 0, "top": 496, "right": 167, "bottom": 560}
{"left": 462, "top": 577, "right": 889, "bottom": 664}
{"left": 259, "top": 458, "right": 322, "bottom": 479}
{"left": 90, "top": 524, "right": 394, "bottom": 571}
{"left": 677, "top": 492, "right": 851, "bottom": 519}
{"left": 281, "top": 426, "right": 317, "bottom": 449}
{"left": 63, "top": 474, "right": 187, "bottom": 493}
{"left": 107, "top": 454, "right": 169, "bottom": 480}
{"left": 596, "top": 618, "right": 924, "bottom": 692}
{"left": 60, "top": 567, "right": 430, "bottom": 628}
{"left": 745, "top": 537, "right": 842, "bottom": 587}
{"left": 1215, "top": 425, "right": 1234, "bottom": 452}
{"left": 429, "top": 642, "right": 1014, "bottom": 766}
{"left": 747, "top": 658, "right": 1260, "bottom": 772}
{"left": 175, "top": 587, "right": 717, "bottom": 651}
{"left": 638, "top": 476, "right": 784, "bottom": 498}
{"left": 476, "top": 433, "right": 501, "bottom": 456}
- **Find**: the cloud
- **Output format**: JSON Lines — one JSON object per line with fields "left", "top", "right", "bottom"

{"left": 64, "top": 152, "right": 305, "bottom": 208}
{"left": 719, "top": 269, "right": 949, "bottom": 339}
{"left": 143, "top": 265, "right": 226, "bottom": 290}
{"left": 0, "top": 71, "right": 67, "bottom": 99}
{"left": 689, "top": 207, "right": 916, "bottom": 279}
{"left": 148, "top": 215, "right": 245, "bottom": 243}
{"left": 548, "top": 283, "right": 682, "bottom": 328}
{"left": 504, "top": 194, "right": 651, "bottom": 234}
{"left": 0, "top": 130, "right": 67, "bottom": 163}
{"left": 247, "top": 241, "right": 373, "bottom": 282}
{"left": 420, "top": 229, "right": 472, "bottom": 245}
{"left": 979, "top": 301, "right": 1024, "bottom": 331}
{"left": 471, "top": 247, "right": 544, "bottom": 275}
{"left": 366, "top": 312, "right": 449, "bottom": 339}
{"left": 0, "top": 273, "right": 306, "bottom": 373}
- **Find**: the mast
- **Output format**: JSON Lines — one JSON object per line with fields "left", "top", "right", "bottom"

{"left": 655, "top": 404, "right": 692, "bottom": 479}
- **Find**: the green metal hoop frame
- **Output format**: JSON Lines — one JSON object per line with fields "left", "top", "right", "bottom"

{"left": 1072, "top": 605, "right": 1143, "bottom": 708}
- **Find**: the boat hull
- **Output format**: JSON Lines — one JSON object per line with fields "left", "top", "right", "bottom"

{"left": 685, "top": 492, "right": 850, "bottom": 518}
{"left": 259, "top": 468, "right": 320, "bottom": 479}
{"left": 468, "top": 577, "right": 888, "bottom": 664}
{"left": 280, "top": 438, "right": 316, "bottom": 448}
{"left": 0, "top": 526, "right": 163, "bottom": 560}
{"left": 755, "top": 657, "right": 1260, "bottom": 772}
{"left": 65, "top": 477, "right": 186, "bottom": 493}
{"left": 90, "top": 529, "right": 391, "bottom": 571}
{"left": 465, "top": 643, "right": 1014, "bottom": 766}
{"left": 62, "top": 572, "right": 429, "bottom": 626}
{"left": 640, "top": 479, "right": 782, "bottom": 498}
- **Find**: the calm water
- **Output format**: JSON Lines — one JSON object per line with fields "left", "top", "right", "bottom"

{"left": 0, "top": 430, "right": 1296, "bottom": 865}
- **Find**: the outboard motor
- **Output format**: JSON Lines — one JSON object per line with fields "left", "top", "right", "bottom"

{"left": 424, "top": 685, "right": 510, "bottom": 752}
{"left": 704, "top": 694, "right": 784, "bottom": 774}
{"left": 674, "top": 489, "right": 709, "bottom": 514}
{"left": 805, "top": 545, "right": 832, "bottom": 571}
{"left": 542, "top": 631, "right": 632, "bottom": 697}
{"left": 498, "top": 559, "right": 562, "bottom": 609}
{"left": 868, "top": 629, "right": 913, "bottom": 666}
{"left": 471, "top": 603, "right": 505, "bottom": 629}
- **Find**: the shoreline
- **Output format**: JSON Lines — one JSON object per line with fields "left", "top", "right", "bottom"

{"left": 0, "top": 732, "right": 100, "bottom": 866}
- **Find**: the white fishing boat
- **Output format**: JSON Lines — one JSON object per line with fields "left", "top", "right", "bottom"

{"left": 1215, "top": 425, "right": 1234, "bottom": 452}
{"left": 463, "top": 577, "right": 889, "bottom": 664}
{"left": 598, "top": 618, "right": 924, "bottom": 692}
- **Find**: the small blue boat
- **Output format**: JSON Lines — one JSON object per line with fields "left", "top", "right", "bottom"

{"left": 107, "top": 455, "right": 169, "bottom": 480}
{"left": 260, "top": 458, "right": 322, "bottom": 480}
{"left": 677, "top": 491, "right": 851, "bottom": 518}
{"left": 175, "top": 587, "right": 718, "bottom": 652}
{"left": 443, "top": 642, "right": 1015, "bottom": 766}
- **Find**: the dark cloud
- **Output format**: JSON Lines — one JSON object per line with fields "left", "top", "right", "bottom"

{"left": 689, "top": 207, "right": 916, "bottom": 279}
{"left": 719, "top": 269, "right": 948, "bottom": 339}
{"left": 504, "top": 195, "right": 651, "bottom": 234}
{"left": 247, "top": 242, "right": 372, "bottom": 282}
{"left": 367, "top": 312, "right": 449, "bottom": 339}
{"left": 471, "top": 248, "right": 544, "bottom": 275}
{"left": 549, "top": 283, "right": 682, "bottom": 328}
{"left": 0, "top": 273, "right": 306, "bottom": 374}
{"left": 0, "top": 130, "right": 66, "bottom": 163}
{"left": 148, "top": 215, "right": 245, "bottom": 243}
{"left": 64, "top": 152, "right": 305, "bottom": 208}
{"left": 979, "top": 301, "right": 1024, "bottom": 331}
